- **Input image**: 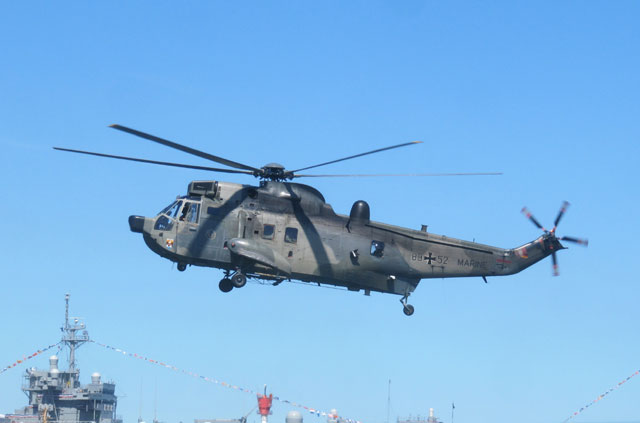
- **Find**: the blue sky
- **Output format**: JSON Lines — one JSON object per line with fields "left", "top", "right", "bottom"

{"left": 1, "top": 2, "right": 639, "bottom": 423}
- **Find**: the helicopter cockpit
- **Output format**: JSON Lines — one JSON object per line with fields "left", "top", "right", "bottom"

{"left": 154, "top": 196, "right": 201, "bottom": 231}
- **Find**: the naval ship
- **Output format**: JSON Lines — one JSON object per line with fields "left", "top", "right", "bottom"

{"left": 0, "top": 295, "right": 121, "bottom": 423}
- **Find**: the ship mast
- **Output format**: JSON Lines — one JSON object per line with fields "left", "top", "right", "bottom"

{"left": 62, "top": 293, "right": 89, "bottom": 386}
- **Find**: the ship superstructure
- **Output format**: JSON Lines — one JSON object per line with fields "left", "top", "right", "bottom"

{"left": 397, "top": 409, "right": 443, "bottom": 423}
{"left": 1, "top": 295, "right": 120, "bottom": 423}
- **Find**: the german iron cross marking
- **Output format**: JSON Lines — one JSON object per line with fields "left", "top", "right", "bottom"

{"left": 425, "top": 252, "right": 435, "bottom": 264}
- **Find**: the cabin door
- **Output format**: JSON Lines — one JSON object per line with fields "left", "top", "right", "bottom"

{"left": 237, "top": 210, "right": 257, "bottom": 239}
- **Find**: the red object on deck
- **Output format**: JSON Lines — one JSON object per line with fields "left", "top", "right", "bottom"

{"left": 258, "top": 394, "right": 273, "bottom": 416}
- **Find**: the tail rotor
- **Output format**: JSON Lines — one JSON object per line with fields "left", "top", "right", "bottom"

{"left": 521, "top": 201, "right": 588, "bottom": 276}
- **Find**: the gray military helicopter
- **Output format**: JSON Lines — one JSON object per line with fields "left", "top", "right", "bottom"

{"left": 55, "top": 125, "right": 587, "bottom": 315}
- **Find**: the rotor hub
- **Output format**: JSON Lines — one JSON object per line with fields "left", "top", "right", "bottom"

{"left": 521, "top": 201, "right": 588, "bottom": 276}
{"left": 260, "top": 163, "right": 292, "bottom": 181}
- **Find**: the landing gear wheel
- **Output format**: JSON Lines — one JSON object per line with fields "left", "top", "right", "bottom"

{"left": 218, "top": 278, "right": 233, "bottom": 293}
{"left": 177, "top": 263, "right": 187, "bottom": 272}
{"left": 403, "top": 304, "right": 415, "bottom": 316}
{"left": 231, "top": 272, "right": 247, "bottom": 288}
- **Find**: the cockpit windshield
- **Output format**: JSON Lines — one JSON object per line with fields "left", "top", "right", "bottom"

{"left": 158, "top": 200, "right": 183, "bottom": 217}
{"left": 155, "top": 197, "right": 201, "bottom": 231}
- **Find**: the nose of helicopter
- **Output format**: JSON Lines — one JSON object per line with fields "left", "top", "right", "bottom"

{"left": 128, "top": 215, "right": 146, "bottom": 233}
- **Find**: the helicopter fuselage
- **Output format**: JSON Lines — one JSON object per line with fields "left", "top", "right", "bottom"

{"left": 56, "top": 124, "right": 585, "bottom": 316}
{"left": 129, "top": 180, "right": 561, "bottom": 304}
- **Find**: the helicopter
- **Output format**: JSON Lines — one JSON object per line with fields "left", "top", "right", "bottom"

{"left": 54, "top": 125, "right": 588, "bottom": 316}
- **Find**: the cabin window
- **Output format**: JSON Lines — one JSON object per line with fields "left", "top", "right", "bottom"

{"left": 370, "top": 241, "right": 385, "bottom": 257}
{"left": 263, "top": 224, "right": 275, "bottom": 240}
{"left": 284, "top": 227, "right": 298, "bottom": 244}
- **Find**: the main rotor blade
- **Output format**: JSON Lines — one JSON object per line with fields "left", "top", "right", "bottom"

{"left": 109, "top": 124, "right": 261, "bottom": 173}
{"left": 551, "top": 252, "right": 559, "bottom": 276}
{"left": 553, "top": 201, "right": 570, "bottom": 228}
{"left": 559, "top": 236, "right": 589, "bottom": 246}
{"left": 293, "top": 172, "right": 503, "bottom": 178}
{"left": 521, "top": 207, "right": 546, "bottom": 231}
{"left": 290, "top": 141, "right": 423, "bottom": 173}
{"left": 53, "top": 147, "right": 255, "bottom": 175}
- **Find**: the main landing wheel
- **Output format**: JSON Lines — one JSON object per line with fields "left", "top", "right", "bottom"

{"left": 231, "top": 272, "right": 247, "bottom": 288}
{"left": 177, "top": 262, "right": 187, "bottom": 272}
{"left": 218, "top": 278, "right": 233, "bottom": 293}
{"left": 403, "top": 304, "right": 415, "bottom": 316}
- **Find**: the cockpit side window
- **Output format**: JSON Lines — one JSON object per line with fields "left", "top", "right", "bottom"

{"left": 178, "top": 202, "right": 201, "bottom": 224}
{"left": 370, "top": 241, "right": 385, "bottom": 257}
{"left": 186, "top": 203, "right": 200, "bottom": 224}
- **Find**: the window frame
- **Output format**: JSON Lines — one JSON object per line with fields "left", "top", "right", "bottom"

{"left": 185, "top": 202, "right": 200, "bottom": 224}
{"left": 284, "top": 227, "right": 299, "bottom": 244}
{"left": 167, "top": 201, "right": 183, "bottom": 219}
{"left": 262, "top": 224, "right": 275, "bottom": 240}
{"left": 370, "top": 240, "right": 385, "bottom": 257}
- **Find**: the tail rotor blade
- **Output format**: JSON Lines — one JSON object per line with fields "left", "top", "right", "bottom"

{"left": 560, "top": 236, "right": 589, "bottom": 246}
{"left": 521, "top": 207, "right": 546, "bottom": 231}
{"left": 553, "top": 201, "right": 570, "bottom": 228}
{"left": 551, "top": 252, "right": 559, "bottom": 276}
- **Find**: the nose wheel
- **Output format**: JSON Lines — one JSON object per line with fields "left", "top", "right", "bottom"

{"left": 177, "top": 262, "right": 187, "bottom": 272}
{"left": 400, "top": 294, "right": 414, "bottom": 316}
